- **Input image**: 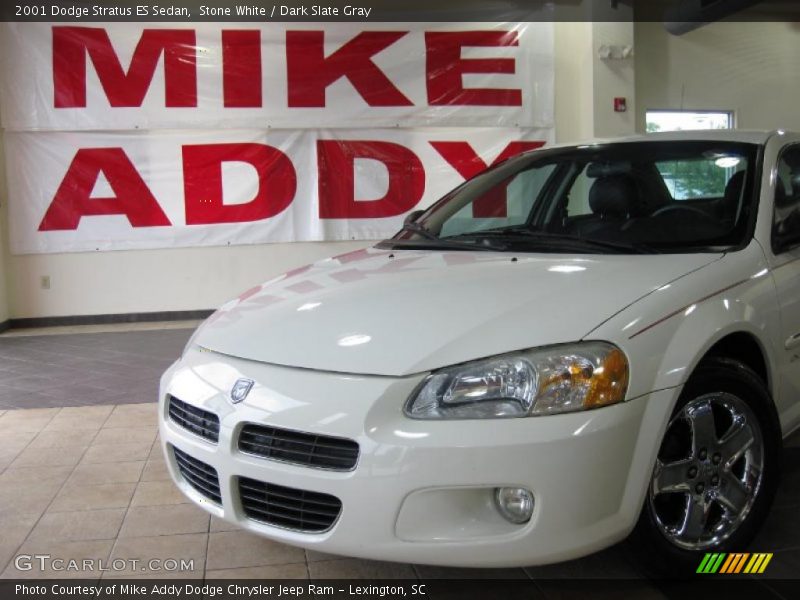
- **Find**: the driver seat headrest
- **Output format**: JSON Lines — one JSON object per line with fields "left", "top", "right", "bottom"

{"left": 589, "top": 174, "right": 639, "bottom": 218}
{"left": 724, "top": 170, "right": 745, "bottom": 205}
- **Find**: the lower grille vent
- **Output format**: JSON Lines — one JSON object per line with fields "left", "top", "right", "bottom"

{"left": 239, "top": 424, "right": 359, "bottom": 471}
{"left": 239, "top": 476, "right": 341, "bottom": 532}
{"left": 168, "top": 396, "right": 220, "bottom": 443}
{"left": 173, "top": 447, "right": 222, "bottom": 504}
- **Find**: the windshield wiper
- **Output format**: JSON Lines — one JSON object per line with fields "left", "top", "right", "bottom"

{"left": 515, "top": 231, "right": 660, "bottom": 254}
{"left": 391, "top": 222, "right": 507, "bottom": 251}
{"left": 445, "top": 228, "right": 660, "bottom": 254}
{"left": 399, "top": 222, "right": 440, "bottom": 240}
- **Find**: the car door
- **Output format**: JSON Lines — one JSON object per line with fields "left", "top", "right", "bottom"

{"left": 767, "top": 143, "right": 800, "bottom": 429}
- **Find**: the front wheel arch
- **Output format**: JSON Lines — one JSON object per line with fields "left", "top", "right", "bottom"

{"left": 705, "top": 331, "right": 771, "bottom": 395}
{"left": 627, "top": 356, "right": 781, "bottom": 576}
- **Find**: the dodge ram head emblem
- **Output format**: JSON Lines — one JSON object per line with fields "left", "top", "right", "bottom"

{"left": 230, "top": 378, "right": 254, "bottom": 404}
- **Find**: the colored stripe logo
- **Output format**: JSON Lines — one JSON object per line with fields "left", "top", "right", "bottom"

{"left": 696, "top": 553, "right": 773, "bottom": 574}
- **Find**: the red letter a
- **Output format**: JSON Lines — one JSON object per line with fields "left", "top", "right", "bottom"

{"left": 39, "top": 148, "right": 171, "bottom": 231}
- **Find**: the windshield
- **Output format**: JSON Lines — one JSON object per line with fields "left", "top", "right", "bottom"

{"left": 380, "top": 141, "right": 760, "bottom": 254}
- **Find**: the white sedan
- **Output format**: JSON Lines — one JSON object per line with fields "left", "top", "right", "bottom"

{"left": 159, "top": 130, "right": 800, "bottom": 573}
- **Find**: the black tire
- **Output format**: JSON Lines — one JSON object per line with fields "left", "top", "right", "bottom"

{"left": 627, "top": 356, "right": 781, "bottom": 578}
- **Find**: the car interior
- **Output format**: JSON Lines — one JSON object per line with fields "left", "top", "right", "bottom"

{"left": 555, "top": 160, "right": 746, "bottom": 245}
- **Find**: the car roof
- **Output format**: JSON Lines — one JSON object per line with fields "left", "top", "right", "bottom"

{"left": 540, "top": 130, "right": 786, "bottom": 153}
{"left": 611, "top": 129, "right": 781, "bottom": 144}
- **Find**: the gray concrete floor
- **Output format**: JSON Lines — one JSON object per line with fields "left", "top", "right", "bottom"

{"left": 0, "top": 326, "right": 798, "bottom": 590}
{"left": 0, "top": 327, "right": 192, "bottom": 410}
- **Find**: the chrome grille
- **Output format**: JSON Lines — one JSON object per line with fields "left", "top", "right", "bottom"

{"left": 238, "top": 424, "right": 359, "bottom": 471}
{"left": 173, "top": 447, "right": 222, "bottom": 504}
{"left": 168, "top": 395, "right": 219, "bottom": 443}
{"left": 238, "top": 476, "right": 342, "bottom": 532}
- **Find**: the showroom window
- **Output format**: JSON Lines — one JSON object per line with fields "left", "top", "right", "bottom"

{"left": 646, "top": 110, "right": 734, "bottom": 133}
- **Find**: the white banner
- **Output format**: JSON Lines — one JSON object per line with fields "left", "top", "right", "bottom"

{"left": 5, "top": 128, "right": 553, "bottom": 254}
{"left": 0, "top": 21, "right": 554, "bottom": 131}
{"left": 1, "top": 21, "right": 554, "bottom": 254}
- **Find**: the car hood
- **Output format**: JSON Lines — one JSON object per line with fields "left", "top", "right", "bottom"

{"left": 195, "top": 247, "right": 721, "bottom": 376}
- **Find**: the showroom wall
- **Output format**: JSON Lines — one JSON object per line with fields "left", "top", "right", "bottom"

{"left": 553, "top": 22, "right": 595, "bottom": 144}
{"left": 635, "top": 21, "right": 800, "bottom": 130}
{"left": 0, "top": 134, "right": 9, "bottom": 326}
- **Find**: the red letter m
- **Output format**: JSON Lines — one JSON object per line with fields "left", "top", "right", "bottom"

{"left": 53, "top": 26, "right": 197, "bottom": 108}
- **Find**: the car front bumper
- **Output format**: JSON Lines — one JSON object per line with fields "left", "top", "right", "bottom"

{"left": 159, "top": 347, "right": 677, "bottom": 567}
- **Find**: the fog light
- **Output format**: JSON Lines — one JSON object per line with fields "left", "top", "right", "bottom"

{"left": 494, "top": 487, "right": 534, "bottom": 524}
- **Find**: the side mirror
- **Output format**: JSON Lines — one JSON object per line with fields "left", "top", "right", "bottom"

{"left": 774, "top": 208, "right": 800, "bottom": 252}
{"left": 404, "top": 209, "right": 425, "bottom": 226}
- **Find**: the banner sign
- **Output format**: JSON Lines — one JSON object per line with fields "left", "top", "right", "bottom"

{"left": 0, "top": 22, "right": 554, "bottom": 254}
{"left": 5, "top": 128, "right": 550, "bottom": 254}
{"left": 0, "top": 22, "right": 553, "bottom": 130}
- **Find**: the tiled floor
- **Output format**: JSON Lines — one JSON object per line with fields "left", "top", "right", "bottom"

{"left": 0, "top": 327, "right": 798, "bottom": 590}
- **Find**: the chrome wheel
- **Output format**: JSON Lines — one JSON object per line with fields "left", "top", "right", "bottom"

{"left": 648, "top": 392, "right": 764, "bottom": 551}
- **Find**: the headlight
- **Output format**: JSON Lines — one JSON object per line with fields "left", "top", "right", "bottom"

{"left": 405, "top": 342, "right": 628, "bottom": 419}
